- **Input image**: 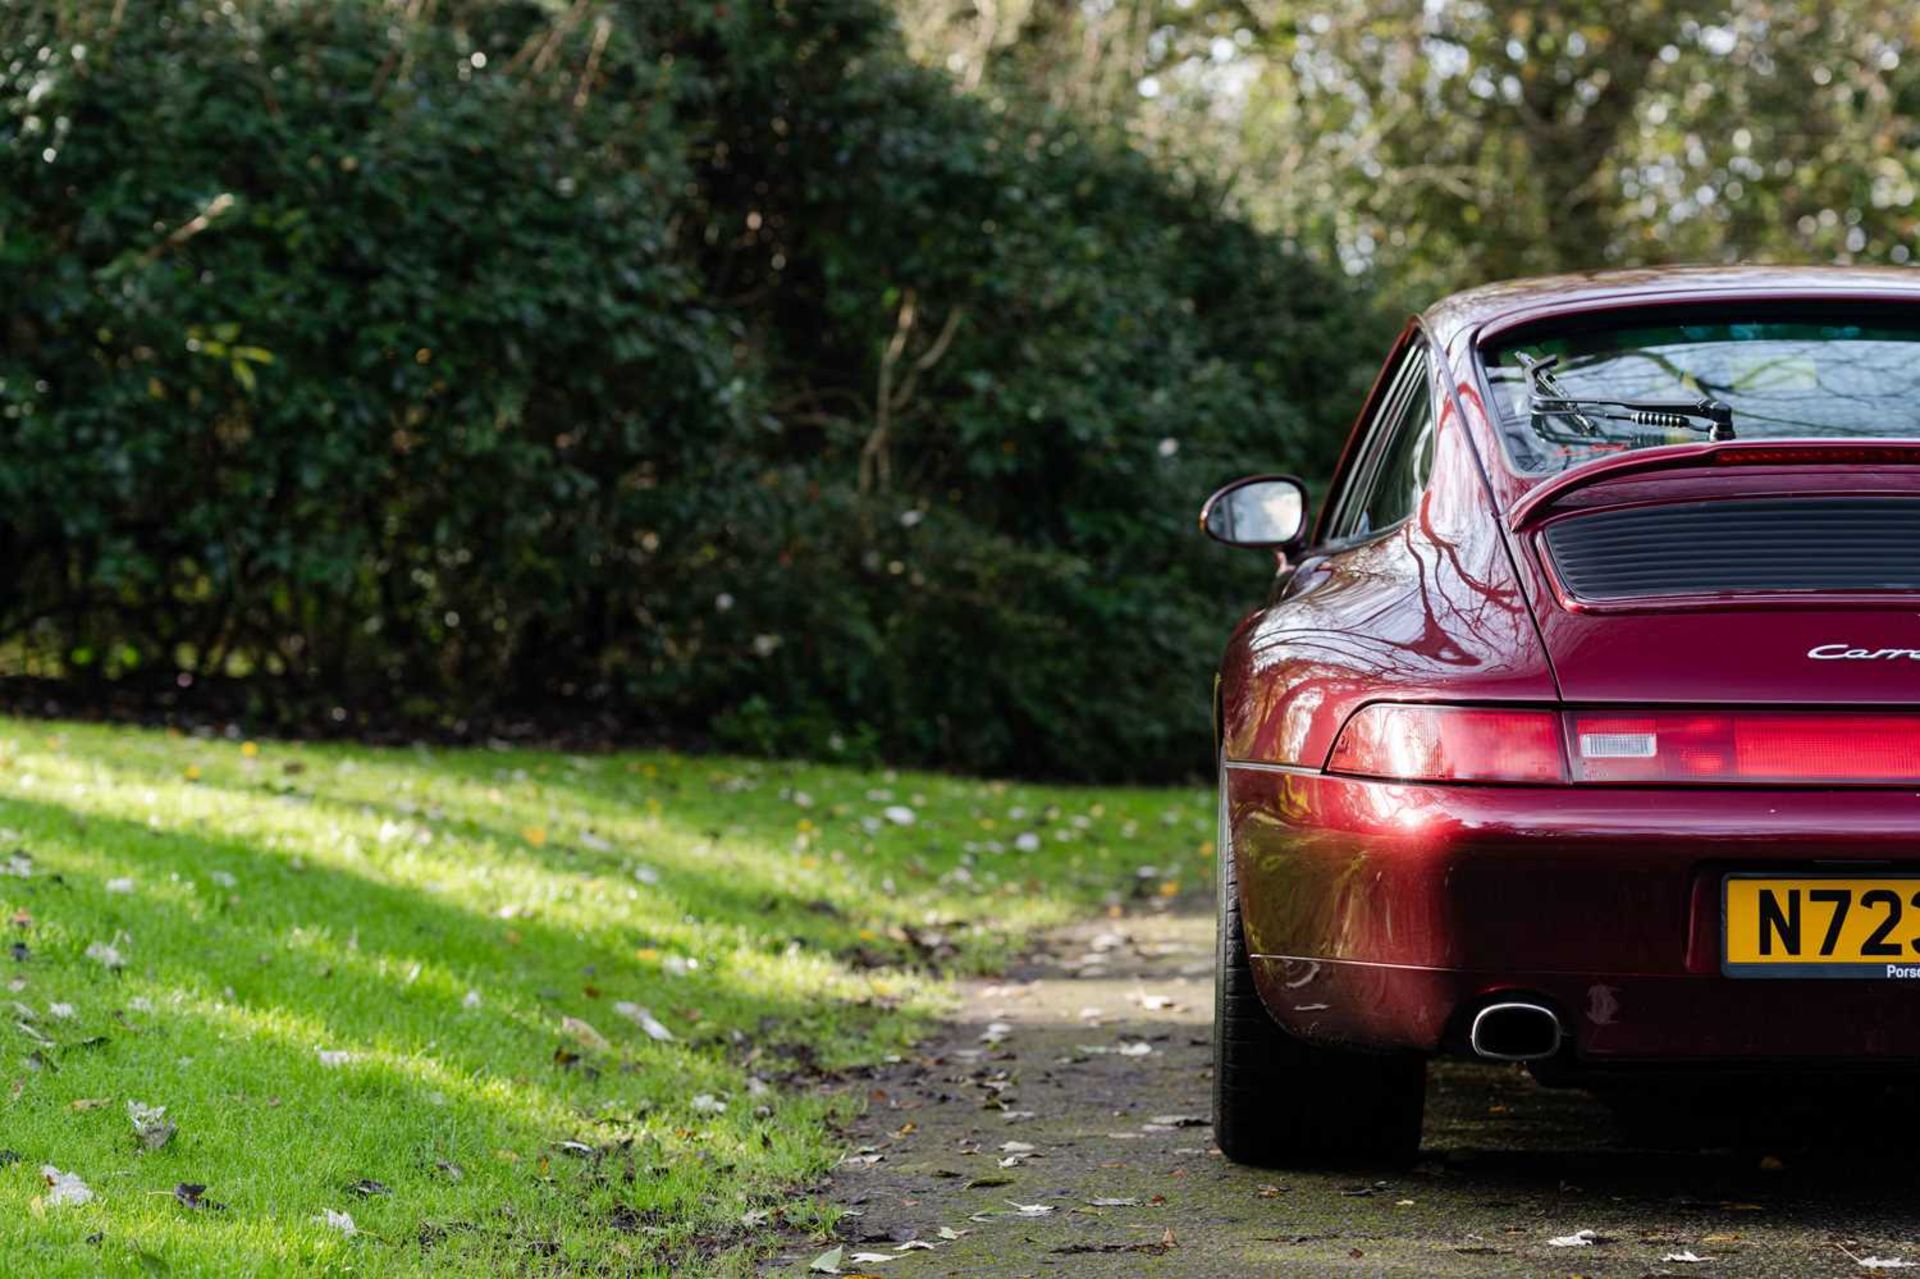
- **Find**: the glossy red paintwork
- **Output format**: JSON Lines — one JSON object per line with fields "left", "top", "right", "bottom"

{"left": 1218, "top": 265, "right": 1920, "bottom": 1066}
{"left": 1507, "top": 438, "right": 1920, "bottom": 530}
{"left": 1228, "top": 770, "right": 1920, "bottom": 1058}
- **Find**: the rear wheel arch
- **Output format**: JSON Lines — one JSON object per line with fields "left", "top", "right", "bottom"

{"left": 1213, "top": 757, "right": 1426, "bottom": 1166}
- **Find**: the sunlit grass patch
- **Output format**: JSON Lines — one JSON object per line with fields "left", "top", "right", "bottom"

{"left": 0, "top": 719, "right": 1211, "bottom": 1275}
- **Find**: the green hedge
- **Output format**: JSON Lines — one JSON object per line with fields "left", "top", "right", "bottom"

{"left": 0, "top": 0, "right": 1381, "bottom": 781}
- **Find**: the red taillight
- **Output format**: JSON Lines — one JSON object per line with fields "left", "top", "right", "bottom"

{"left": 1326, "top": 706, "right": 1920, "bottom": 786}
{"left": 1572, "top": 712, "right": 1920, "bottom": 783}
{"left": 1327, "top": 705, "right": 1566, "bottom": 784}
{"left": 1713, "top": 444, "right": 1920, "bottom": 467}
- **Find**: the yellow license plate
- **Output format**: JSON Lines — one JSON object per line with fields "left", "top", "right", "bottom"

{"left": 1725, "top": 876, "right": 1920, "bottom": 977}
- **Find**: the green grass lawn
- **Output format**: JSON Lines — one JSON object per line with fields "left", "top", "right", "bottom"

{"left": 0, "top": 718, "right": 1210, "bottom": 1276}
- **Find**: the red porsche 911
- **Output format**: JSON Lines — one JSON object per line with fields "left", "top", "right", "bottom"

{"left": 1202, "top": 265, "right": 1920, "bottom": 1167}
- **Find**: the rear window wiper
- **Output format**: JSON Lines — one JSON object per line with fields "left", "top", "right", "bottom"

{"left": 1517, "top": 353, "right": 1736, "bottom": 442}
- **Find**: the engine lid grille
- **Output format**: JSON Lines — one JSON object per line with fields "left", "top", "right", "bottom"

{"left": 1542, "top": 497, "right": 1920, "bottom": 601}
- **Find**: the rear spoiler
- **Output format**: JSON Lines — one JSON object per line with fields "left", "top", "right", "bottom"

{"left": 1507, "top": 439, "right": 1920, "bottom": 531}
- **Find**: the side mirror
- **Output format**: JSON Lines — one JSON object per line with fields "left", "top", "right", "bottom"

{"left": 1199, "top": 475, "right": 1310, "bottom": 551}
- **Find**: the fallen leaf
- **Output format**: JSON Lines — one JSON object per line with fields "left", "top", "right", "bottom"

{"left": 1548, "top": 1230, "right": 1599, "bottom": 1247}
{"left": 1087, "top": 1197, "right": 1140, "bottom": 1207}
{"left": 560, "top": 1016, "right": 610, "bottom": 1052}
{"left": 173, "top": 1183, "right": 227, "bottom": 1211}
{"left": 128, "top": 1100, "right": 175, "bottom": 1152}
{"left": 809, "top": 1246, "right": 844, "bottom": 1274}
{"left": 612, "top": 1002, "right": 674, "bottom": 1042}
{"left": 1662, "top": 1252, "right": 1709, "bottom": 1263}
{"left": 1006, "top": 1200, "right": 1054, "bottom": 1217}
{"left": 313, "top": 1208, "right": 356, "bottom": 1236}
{"left": 40, "top": 1165, "right": 93, "bottom": 1206}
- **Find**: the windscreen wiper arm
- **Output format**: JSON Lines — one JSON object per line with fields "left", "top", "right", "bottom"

{"left": 1518, "top": 353, "right": 1736, "bottom": 441}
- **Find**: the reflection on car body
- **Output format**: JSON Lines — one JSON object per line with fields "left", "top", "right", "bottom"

{"left": 1202, "top": 265, "right": 1920, "bottom": 1167}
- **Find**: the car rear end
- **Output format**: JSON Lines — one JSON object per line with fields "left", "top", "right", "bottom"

{"left": 1238, "top": 299, "right": 1920, "bottom": 1077}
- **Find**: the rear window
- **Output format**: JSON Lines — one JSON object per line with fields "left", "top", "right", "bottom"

{"left": 1481, "top": 307, "right": 1920, "bottom": 474}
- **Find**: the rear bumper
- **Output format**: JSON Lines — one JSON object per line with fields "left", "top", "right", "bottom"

{"left": 1248, "top": 957, "right": 1920, "bottom": 1062}
{"left": 1226, "top": 764, "right": 1920, "bottom": 1062}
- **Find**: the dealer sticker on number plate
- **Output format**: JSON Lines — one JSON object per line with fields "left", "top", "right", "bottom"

{"left": 1724, "top": 875, "right": 1920, "bottom": 978}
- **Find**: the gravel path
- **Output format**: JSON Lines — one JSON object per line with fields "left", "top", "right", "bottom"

{"left": 767, "top": 907, "right": 1920, "bottom": 1277}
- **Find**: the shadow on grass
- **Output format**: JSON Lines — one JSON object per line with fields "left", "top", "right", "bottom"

{"left": 0, "top": 803, "right": 925, "bottom": 1275}
{"left": 7, "top": 791, "right": 908, "bottom": 1062}
{"left": 50, "top": 739, "right": 1179, "bottom": 979}
{"left": 0, "top": 724, "right": 1208, "bottom": 1275}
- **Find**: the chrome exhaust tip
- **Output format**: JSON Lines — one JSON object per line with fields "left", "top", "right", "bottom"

{"left": 1469, "top": 1001, "right": 1564, "bottom": 1062}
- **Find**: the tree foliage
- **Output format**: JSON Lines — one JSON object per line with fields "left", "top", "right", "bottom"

{"left": 906, "top": 1, "right": 1920, "bottom": 304}
{"left": 0, "top": 0, "right": 1379, "bottom": 780}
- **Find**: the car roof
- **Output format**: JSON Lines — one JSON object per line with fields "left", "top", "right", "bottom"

{"left": 1420, "top": 263, "right": 1920, "bottom": 352}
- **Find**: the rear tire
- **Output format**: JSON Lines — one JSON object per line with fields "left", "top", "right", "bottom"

{"left": 1213, "top": 762, "right": 1426, "bottom": 1167}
